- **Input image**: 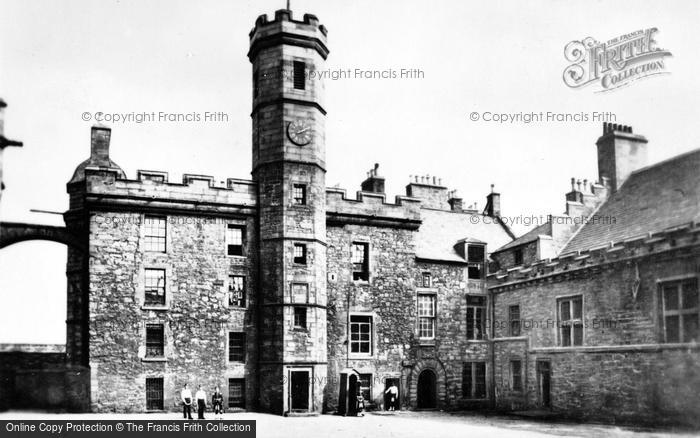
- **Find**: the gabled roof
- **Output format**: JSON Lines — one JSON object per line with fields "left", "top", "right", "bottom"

{"left": 563, "top": 148, "right": 700, "bottom": 254}
{"left": 492, "top": 222, "right": 551, "bottom": 253}
{"left": 415, "top": 209, "right": 514, "bottom": 263}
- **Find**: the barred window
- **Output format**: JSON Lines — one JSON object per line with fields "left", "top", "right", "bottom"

{"left": 144, "top": 269, "right": 166, "bottom": 306}
{"left": 417, "top": 294, "right": 436, "bottom": 339}
{"left": 228, "top": 275, "right": 246, "bottom": 308}
{"left": 511, "top": 360, "right": 523, "bottom": 391}
{"left": 293, "top": 307, "right": 307, "bottom": 329}
{"left": 558, "top": 296, "right": 583, "bottom": 346}
{"left": 293, "top": 243, "right": 307, "bottom": 265}
{"left": 144, "top": 216, "right": 166, "bottom": 252}
{"left": 509, "top": 305, "right": 521, "bottom": 337}
{"left": 466, "top": 295, "right": 486, "bottom": 340}
{"left": 228, "top": 378, "right": 245, "bottom": 409}
{"left": 293, "top": 184, "right": 307, "bottom": 205}
{"left": 467, "top": 244, "right": 486, "bottom": 279}
{"left": 352, "top": 242, "right": 369, "bottom": 281}
{"left": 349, "top": 315, "right": 372, "bottom": 355}
{"left": 293, "top": 61, "right": 305, "bottom": 90}
{"left": 146, "top": 377, "right": 164, "bottom": 410}
{"left": 462, "top": 362, "right": 486, "bottom": 399}
{"left": 226, "top": 225, "right": 245, "bottom": 256}
{"left": 659, "top": 279, "right": 699, "bottom": 343}
{"left": 146, "top": 324, "right": 164, "bottom": 357}
{"left": 228, "top": 332, "right": 246, "bottom": 362}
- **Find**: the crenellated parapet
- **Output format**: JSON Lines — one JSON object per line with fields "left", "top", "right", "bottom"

{"left": 248, "top": 9, "right": 328, "bottom": 61}
{"left": 69, "top": 167, "right": 257, "bottom": 217}
{"left": 489, "top": 220, "right": 700, "bottom": 291}
{"left": 326, "top": 187, "right": 421, "bottom": 229}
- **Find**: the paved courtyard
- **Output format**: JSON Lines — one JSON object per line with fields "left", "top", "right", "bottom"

{"left": 1, "top": 410, "right": 695, "bottom": 438}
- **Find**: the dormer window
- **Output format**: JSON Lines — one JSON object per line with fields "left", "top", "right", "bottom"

{"left": 467, "top": 244, "right": 486, "bottom": 280}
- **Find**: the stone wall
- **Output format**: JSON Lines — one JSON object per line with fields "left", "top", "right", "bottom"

{"left": 88, "top": 211, "right": 257, "bottom": 412}
{"left": 491, "top": 240, "right": 700, "bottom": 425}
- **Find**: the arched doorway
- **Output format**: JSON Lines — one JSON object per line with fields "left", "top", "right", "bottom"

{"left": 417, "top": 369, "right": 437, "bottom": 409}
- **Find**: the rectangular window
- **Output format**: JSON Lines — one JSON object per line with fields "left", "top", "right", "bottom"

{"left": 421, "top": 272, "right": 432, "bottom": 288}
{"left": 467, "top": 244, "right": 486, "bottom": 279}
{"left": 293, "top": 243, "right": 307, "bottom": 265}
{"left": 228, "top": 275, "right": 246, "bottom": 308}
{"left": 146, "top": 377, "right": 164, "bottom": 410}
{"left": 514, "top": 248, "right": 523, "bottom": 266}
{"left": 293, "top": 61, "right": 306, "bottom": 90}
{"left": 509, "top": 305, "right": 521, "bottom": 337}
{"left": 358, "top": 374, "right": 372, "bottom": 402}
{"left": 145, "top": 324, "right": 164, "bottom": 357}
{"left": 466, "top": 295, "right": 486, "bottom": 340}
{"left": 511, "top": 360, "right": 523, "bottom": 391}
{"left": 293, "top": 184, "right": 307, "bottom": 205}
{"left": 292, "top": 283, "right": 309, "bottom": 304}
{"left": 226, "top": 225, "right": 245, "bottom": 256}
{"left": 417, "top": 294, "right": 436, "bottom": 339}
{"left": 144, "top": 269, "right": 166, "bottom": 306}
{"left": 462, "top": 362, "right": 486, "bottom": 399}
{"left": 660, "top": 278, "right": 699, "bottom": 343}
{"left": 349, "top": 315, "right": 372, "bottom": 355}
{"left": 228, "top": 332, "right": 246, "bottom": 362}
{"left": 144, "top": 216, "right": 166, "bottom": 252}
{"left": 228, "top": 378, "right": 245, "bottom": 409}
{"left": 293, "top": 307, "right": 307, "bottom": 329}
{"left": 352, "top": 242, "right": 369, "bottom": 281}
{"left": 558, "top": 296, "right": 584, "bottom": 346}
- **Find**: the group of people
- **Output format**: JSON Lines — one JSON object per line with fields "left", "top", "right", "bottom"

{"left": 180, "top": 384, "right": 225, "bottom": 420}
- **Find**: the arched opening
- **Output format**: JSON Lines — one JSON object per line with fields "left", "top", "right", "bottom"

{"left": 0, "top": 240, "right": 67, "bottom": 344}
{"left": 417, "top": 369, "right": 437, "bottom": 409}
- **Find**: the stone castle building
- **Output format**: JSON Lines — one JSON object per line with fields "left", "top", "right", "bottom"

{"left": 1, "top": 8, "right": 699, "bottom": 426}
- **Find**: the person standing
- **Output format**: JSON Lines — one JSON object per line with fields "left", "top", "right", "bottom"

{"left": 181, "top": 384, "right": 193, "bottom": 419}
{"left": 212, "top": 386, "right": 224, "bottom": 419}
{"left": 385, "top": 383, "right": 399, "bottom": 411}
{"left": 195, "top": 385, "right": 207, "bottom": 419}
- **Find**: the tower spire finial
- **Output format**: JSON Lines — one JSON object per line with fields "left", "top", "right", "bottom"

{"left": 286, "top": 0, "right": 290, "bottom": 10}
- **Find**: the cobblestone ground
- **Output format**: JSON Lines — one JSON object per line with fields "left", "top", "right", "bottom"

{"left": 1, "top": 410, "right": 696, "bottom": 438}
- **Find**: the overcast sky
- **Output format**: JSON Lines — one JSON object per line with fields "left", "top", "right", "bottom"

{"left": 1, "top": 0, "right": 698, "bottom": 343}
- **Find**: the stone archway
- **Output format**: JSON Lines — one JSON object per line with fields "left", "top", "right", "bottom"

{"left": 0, "top": 221, "right": 85, "bottom": 252}
{"left": 407, "top": 358, "right": 447, "bottom": 410}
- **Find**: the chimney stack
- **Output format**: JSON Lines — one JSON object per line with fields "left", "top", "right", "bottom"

{"left": 484, "top": 184, "right": 501, "bottom": 217}
{"left": 360, "top": 163, "right": 385, "bottom": 194}
{"left": 448, "top": 190, "right": 463, "bottom": 212}
{"left": 596, "top": 122, "right": 648, "bottom": 192}
{"left": 90, "top": 125, "right": 112, "bottom": 164}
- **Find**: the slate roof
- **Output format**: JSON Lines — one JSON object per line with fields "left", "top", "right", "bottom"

{"left": 563, "top": 148, "right": 700, "bottom": 254}
{"left": 415, "top": 209, "right": 514, "bottom": 263}
{"left": 492, "top": 222, "right": 551, "bottom": 253}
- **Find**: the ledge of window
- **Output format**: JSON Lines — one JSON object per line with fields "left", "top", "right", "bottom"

{"left": 141, "top": 305, "right": 169, "bottom": 311}
{"left": 141, "top": 357, "right": 167, "bottom": 363}
{"left": 228, "top": 306, "right": 247, "bottom": 311}
{"left": 347, "top": 354, "right": 374, "bottom": 360}
{"left": 418, "top": 339, "right": 435, "bottom": 346}
{"left": 292, "top": 327, "right": 308, "bottom": 333}
{"left": 466, "top": 339, "right": 489, "bottom": 344}
{"left": 227, "top": 254, "right": 247, "bottom": 259}
{"left": 352, "top": 279, "right": 370, "bottom": 286}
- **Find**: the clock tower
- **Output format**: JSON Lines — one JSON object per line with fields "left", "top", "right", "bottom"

{"left": 248, "top": 9, "right": 329, "bottom": 414}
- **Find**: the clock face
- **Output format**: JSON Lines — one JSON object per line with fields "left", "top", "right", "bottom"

{"left": 287, "top": 120, "right": 312, "bottom": 146}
